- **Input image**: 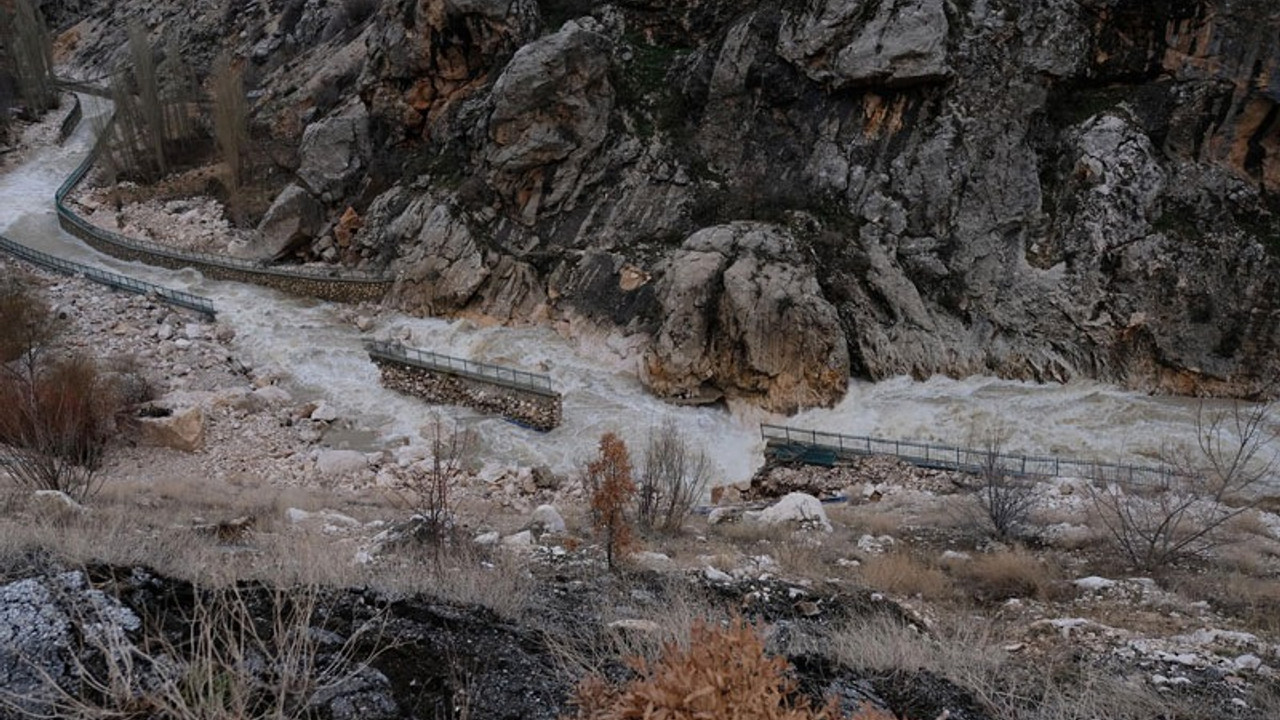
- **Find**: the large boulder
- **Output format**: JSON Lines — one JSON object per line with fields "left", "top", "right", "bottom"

{"left": 136, "top": 406, "right": 206, "bottom": 452}
{"left": 529, "top": 504, "right": 566, "bottom": 536}
{"left": 753, "top": 492, "right": 833, "bottom": 533}
{"left": 297, "top": 101, "right": 372, "bottom": 203}
{"left": 485, "top": 20, "right": 614, "bottom": 223}
{"left": 778, "top": 0, "right": 951, "bottom": 88}
{"left": 316, "top": 449, "right": 370, "bottom": 478}
{"left": 385, "top": 197, "right": 489, "bottom": 315}
{"left": 254, "top": 183, "right": 325, "bottom": 260}
{"left": 642, "top": 223, "right": 849, "bottom": 412}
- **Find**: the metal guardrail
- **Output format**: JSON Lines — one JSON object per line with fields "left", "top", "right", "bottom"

{"left": 760, "top": 423, "right": 1178, "bottom": 484}
{"left": 366, "top": 340, "right": 557, "bottom": 397}
{"left": 0, "top": 235, "right": 216, "bottom": 317}
{"left": 52, "top": 85, "right": 391, "bottom": 288}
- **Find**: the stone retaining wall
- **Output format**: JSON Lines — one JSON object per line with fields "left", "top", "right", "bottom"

{"left": 57, "top": 217, "right": 390, "bottom": 303}
{"left": 371, "top": 357, "right": 562, "bottom": 431}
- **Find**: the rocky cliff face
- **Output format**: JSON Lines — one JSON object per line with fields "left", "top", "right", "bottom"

{"left": 54, "top": 0, "right": 1280, "bottom": 410}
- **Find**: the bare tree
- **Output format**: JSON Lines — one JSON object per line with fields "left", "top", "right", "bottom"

{"left": 210, "top": 52, "right": 249, "bottom": 214}
{"left": 127, "top": 21, "right": 168, "bottom": 176}
{"left": 970, "top": 426, "right": 1036, "bottom": 540}
{"left": 637, "top": 420, "right": 711, "bottom": 534}
{"left": 1089, "top": 401, "right": 1277, "bottom": 570}
{"left": 1, "top": 0, "right": 56, "bottom": 114}
{"left": 390, "top": 415, "right": 473, "bottom": 556}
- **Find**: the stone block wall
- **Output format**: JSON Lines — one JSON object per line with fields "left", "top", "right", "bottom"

{"left": 371, "top": 357, "right": 562, "bottom": 431}
{"left": 58, "top": 215, "right": 391, "bottom": 303}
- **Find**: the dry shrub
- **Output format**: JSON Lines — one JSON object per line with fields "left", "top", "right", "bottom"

{"left": 858, "top": 551, "right": 952, "bottom": 600}
{"left": 952, "top": 548, "right": 1063, "bottom": 603}
{"left": 16, "top": 582, "right": 388, "bottom": 720}
{"left": 1088, "top": 401, "right": 1277, "bottom": 571}
{"left": 1175, "top": 571, "right": 1280, "bottom": 634}
{"left": 565, "top": 616, "right": 882, "bottom": 720}
{"left": 584, "top": 432, "right": 637, "bottom": 570}
{"left": 0, "top": 355, "right": 119, "bottom": 500}
{"left": 637, "top": 420, "right": 710, "bottom": 535}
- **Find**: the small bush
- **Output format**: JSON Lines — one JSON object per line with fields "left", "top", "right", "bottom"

{"left": 564, "top": 616, "right": 878, "bottom": 720}
{"left": 1088, "top": 401, "right": 1277, "bottom": 570}
{"left": 388, "top": 415, "right": 473, "bottom": 557}
{"left": 0, "top": 274, "right": 54, "bottom": 364}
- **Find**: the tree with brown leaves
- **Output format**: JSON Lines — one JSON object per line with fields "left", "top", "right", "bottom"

{"left": 584, "top": 432, "right": 636, "bottom": 571}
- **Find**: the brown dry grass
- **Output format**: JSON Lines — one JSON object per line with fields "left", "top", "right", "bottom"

{"left": 1174, "top": 570, "right": 1280, "bottom": 635}
{"left": 0, "top": 474, "right": 538, "bottom": 619}
{"left": 950, "top": 548, "right": 1065, "bottom": 603}
{"left": 856, "top": 550, "right": 953, "bottom": 600}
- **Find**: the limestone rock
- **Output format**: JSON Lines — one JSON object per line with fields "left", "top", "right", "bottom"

{"left": 136, "top": 406, "right": 205, "bottom": 452}
{"left": 531, "top": 465, "right": 560, "bottom": 490}
{"left": 778, "top": 0, "right": 951, "bottom": 88}
{"left": 642, "top": 223, "right": 849, "bottom": 412}
{"left": 316, "top": 449, "right": 369, "bottom": 478}
{"left": 755, "top": 492, "right": 833, "bottom": 532}
{"left": 254, "top": 184, "right": 324, "bottom": 260}
{"left": 529, "top": 504, "right": 566, "bottom": 536}
{"left": 363, "top": 0, "right": 540, "bottom": 139}
{"left": 386, "top": 197, "right": 489, "bottom": 315}
{"left": 310, "top": 401, "right": 340, "bottom": 423}
{"left": 297, "top": 101, "right": 371, "bottom": 203}
{"left": 252, "top": 385, "right": 293, "bottom": 407}
{"left": 29, "top": 490, "right": 86, "bottom": 520}
{"left": 485, "top": 21, "right": 614, "bottom": 223}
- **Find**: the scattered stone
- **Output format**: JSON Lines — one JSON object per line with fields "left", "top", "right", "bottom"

{"left": 253, "top": 385, "right": 293, "bottom": 406}
{"left": 310, "top": 402, "right": 340, "bottom": 423}
{"left": 502, "top": 530, "right": 534, "bottom": 548}
{"left": 703, "top": 566, "right": 733, "bottom": 583}
{"left": 608, "top": 619, "right": 662, "bottom": 634}
{"left": 474, "top": 531, "right": 500, "bottom": 546}
{"left": 857, "top": 534, "right": 895, "bottom": 554}
{"left": 531, "top": 465, "right": 559, "bottom": 490}
{"left": 707, "top": 506, "right": 742, "bottom": 525}
{"left": 633, "top": 551, "right": 673, "bottom": 570}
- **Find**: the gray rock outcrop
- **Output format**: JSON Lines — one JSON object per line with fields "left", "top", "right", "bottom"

{"left": 778, "top": 0, "right": 950, "bottom": 87}
{"left": 298, "top": 102, "right": 372, "bottom": 203}
{"left": 0, "top": 572, "right": 141, "bottom": 717}
{"left": 485, "top": 20, "right": 615, "bottom": 223}
{"left": 56, "top": 0, "right": 1280, "bottom": 405}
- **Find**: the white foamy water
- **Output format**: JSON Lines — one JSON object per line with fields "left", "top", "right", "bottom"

{"left": 2, "top": 95, "right": 1272, "bottom": 485}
